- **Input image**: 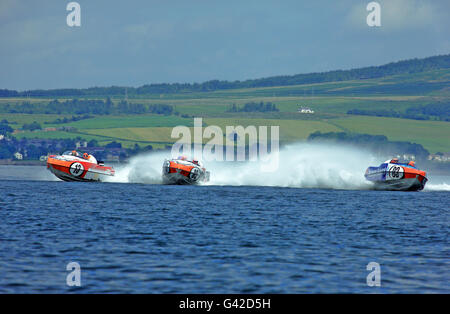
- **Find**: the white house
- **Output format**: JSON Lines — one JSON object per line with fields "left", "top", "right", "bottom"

{"left": 298, "top": 106, "right": 314, "bottom": 114}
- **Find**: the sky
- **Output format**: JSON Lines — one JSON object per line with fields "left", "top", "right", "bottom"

{"left": 1, "top": 0, "right": 449, "bottom": 90}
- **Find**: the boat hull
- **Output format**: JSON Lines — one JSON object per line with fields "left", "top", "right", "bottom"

{"left": 162, "top": 159, "right": 209, "bottom": 185}
{"left": 47, "top": 156, "right": 115, "bottom": 182}
{"left": 370, "top": 176, "right": 427, "bottom": 191}
{"left": 365, "top": 162, "right": 427, "bottom": 191}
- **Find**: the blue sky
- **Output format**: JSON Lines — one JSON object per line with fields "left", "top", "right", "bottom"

{"left": 1, "top": 0, "right": 449, "bottom": 90}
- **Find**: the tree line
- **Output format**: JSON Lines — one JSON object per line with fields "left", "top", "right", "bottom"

{"left": 1, "top": 54, "right": 448, "bottom": 97}
{"left": 0, "top": 98, "right": 176, "bottom": 115}
{"left": 308, "top": 131, "right": 430, "bottom": 160}
{"left": 44, "top": 114, "right": 93, "bottom": 125}
{"left": 347, "top": 102, "right": 450, "bottom": 121}
{"left": 227, "top": 101, "right": 279, "bottom": 113}
{"left": 0, "top": 136, "right": 155, "bottom": 161}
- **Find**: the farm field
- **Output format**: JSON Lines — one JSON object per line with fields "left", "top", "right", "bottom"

{"left": 331, "top": 116, "right": 450, "bottom": 154}
{"left": 2, "top": 67, "right": 449, "bottom": 153}
{"left": 9, "top": 112, "right": 449, "bottom": 153}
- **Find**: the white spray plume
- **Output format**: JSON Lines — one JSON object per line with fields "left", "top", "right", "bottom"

{"left": 108, "top": 143, "right": 381, "bottom": 190}
{"left": 205, "top": 142, "right": 376, "bottom": 189}
{"left": 425, "top": 183, "right": 450, "bottom": 191}
{"left": 106, "top": 151, "right": 167, "bottom": 184}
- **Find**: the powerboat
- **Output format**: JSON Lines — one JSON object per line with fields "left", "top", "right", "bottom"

{"left": 365, "top": 158, "right": 427, "bottom": 191}
{"left": 162, "top": 156, "right": 210, "bottom": 185}
{"left": 47, "top": 150, "right": 115, "bottom": 182}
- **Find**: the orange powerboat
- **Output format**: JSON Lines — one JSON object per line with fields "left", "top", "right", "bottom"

{"left": 162, "top": 156, "right": 210, "bottom": 185}
{"left": 47, "top": 150, "right": 115, "bottom": 182}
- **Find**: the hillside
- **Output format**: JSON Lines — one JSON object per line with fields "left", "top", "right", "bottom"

{"left": 0, "top": 54, "right": 449, "bottom": 97}
{"left": 0, "top": 55, "right": 449, "bottom": 157}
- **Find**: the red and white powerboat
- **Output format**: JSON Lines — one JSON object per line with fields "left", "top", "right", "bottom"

{"left": 47, "top": 150, "right": 115, "bottom": 182}
{"left": 162, "top": 156, "right": 210, "bottom": 185}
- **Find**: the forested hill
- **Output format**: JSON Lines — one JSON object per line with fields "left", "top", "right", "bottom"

{"left": 1, "top": 54, "right": 449, "bottom": 98}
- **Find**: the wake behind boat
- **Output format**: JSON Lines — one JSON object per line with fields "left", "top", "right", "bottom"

{"left": 47, "top": 150, "right": 115, "bottom": 182}
{"left": 365, "top": 158, "right": 427, "bottom": 191}
{"left": 162, "top": 156, "right": 210, "bottom": 185}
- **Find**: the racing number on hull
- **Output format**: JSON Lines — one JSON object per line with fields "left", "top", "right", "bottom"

{"left": 69, "top": 162, "right": 85, "bottom": 177}
{"left": 189, "top": 167, "right": 201, "bottom": 181}
{"left": 387, "top": 165, "right": 404, "bottom": 180}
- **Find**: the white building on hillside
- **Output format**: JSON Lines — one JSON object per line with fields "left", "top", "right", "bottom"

{"left": 298, "top": 106, "right": 314, "bottom": 114}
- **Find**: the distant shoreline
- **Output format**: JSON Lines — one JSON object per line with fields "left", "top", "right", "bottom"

{"left": 0, "top": 159, "right": 124, "bottom": 166}
{"left": 0, "top": 160, "right": 45, "bottom": 166}
{"left": 1, "top": 159, "right": 449, "bottom": 176}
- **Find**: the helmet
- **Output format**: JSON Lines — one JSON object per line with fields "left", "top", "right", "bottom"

{"left": 83, "top": 153, "right": 89, "bottom": 159}
{"left": 72, "top": 150, "right": 77, "bottom": 156}
{"left": 408, "top": 161, "right": 415, "bottom": 167}
{"left": 390, "top": 158, "right": 399, "bottom": 163}
{"left": 179, "top": 155, "right": 187, "bottom": 160}
{"left": 192, "top": 159, "right": 199, "bottom": 165}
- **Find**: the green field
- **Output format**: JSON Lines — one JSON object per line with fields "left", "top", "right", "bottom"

{"left": 203, "top": 118, "right": 342, "bottom": 142}
{"left": 331, "top": 116, "right": 450, "bottom": 153}
{"left": 2, "top": 68, "right": 449, "bottom": 153}
{"left": 83, "top": 127, "right": 178, "bottom": 143}
{"left": 1, "top": 113, "right": 74, "bottom": 129}
{"left": 47, "top": 115, "right": 194, "bottom": 129}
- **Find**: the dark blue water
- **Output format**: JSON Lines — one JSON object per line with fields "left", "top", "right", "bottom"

{"left": 0, "top": 178, "right": 449, "bottom": 293}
